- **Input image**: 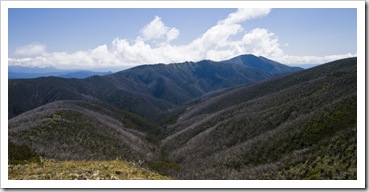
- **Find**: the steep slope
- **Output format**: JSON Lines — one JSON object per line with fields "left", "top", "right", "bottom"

{"left": 9, "top": 100, "right": 159, "bottom": 161}
{"left": 9, "top": 54, "right": 302, "bottom": 119}
{"left": 161, "top": 57, "right": 357, "bottom": 179}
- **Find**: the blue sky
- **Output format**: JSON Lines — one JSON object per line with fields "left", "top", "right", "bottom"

{"left": 8, "top": 8, "right": 357, "bottom": 70}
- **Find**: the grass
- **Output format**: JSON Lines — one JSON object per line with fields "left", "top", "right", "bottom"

{"left": 9, "top": 159, "right": 173, "bottom": 180}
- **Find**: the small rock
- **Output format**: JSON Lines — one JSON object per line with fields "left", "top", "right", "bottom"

{"left": 92, "top": 170, "right": 100, "bottom": 177}
{"left": 45, "top": 174, "right": 51, "bottom": 180}
{"left": 78, "top": 174, "right": 88, "bottom": 180}
{"left": 115, "top": 170, "right": 122, "bottom": 175}
{"left": 69, "top": 174, "right": 78, "bottom": 179}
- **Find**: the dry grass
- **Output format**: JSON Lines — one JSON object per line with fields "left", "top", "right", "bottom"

{"left": 9, "top": 159, "right": 173, "bottom": 180}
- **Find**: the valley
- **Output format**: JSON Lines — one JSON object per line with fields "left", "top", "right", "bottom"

{"left": 8, "top": 55, "right": 357, "bottom": 180}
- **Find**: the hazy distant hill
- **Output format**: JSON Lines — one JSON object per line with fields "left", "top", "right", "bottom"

{"left": 9, "top": 54, "right": 302, "bottom": 119}
{"left": 8, "top": 66, "right": 112, "bottom": 79}
{"left": 290, "top": 63, "right": 320, "bottom": 69}
{"left": 9, "top": 66, "right": 61, "bottom": 74}
{"left": 160, "top": 57, "right": 356, "bottom": 179}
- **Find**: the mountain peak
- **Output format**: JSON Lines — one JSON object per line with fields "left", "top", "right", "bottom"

{"left": 224, "top": 54, "right": 302, "bottom": 75}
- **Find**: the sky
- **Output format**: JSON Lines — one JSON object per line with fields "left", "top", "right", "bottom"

{"left": 8, "top": 8, "right": 357, "bottom": 70}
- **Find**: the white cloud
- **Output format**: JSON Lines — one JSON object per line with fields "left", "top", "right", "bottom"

{"left": 277, "top": 53, "right": 357, "bottom": 65}
{"left": 140, "top": 16, "right": 179, "bottom": 42}
{"left": 239, "top": 28, "right": 284, "bottom": 58}
{"left": 183, "top": 8, "right": 272, "bottom": 60}
{"left": 8, "top": 9, "right": 356, "bottom": 70}
{"left": 14, "top": 43, "right": 46, "bottom": 56}
{"left": 166, "top": 28, "right": 180, "bottom": 42}
{"left": 221, "top": 8, "right": 271, "bottom": 25}
{"left": 140, "top": 16, "right": 166, "bottom": 40}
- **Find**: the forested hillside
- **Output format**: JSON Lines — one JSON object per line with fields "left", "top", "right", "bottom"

{"left": 8, "top": 56, "right": 356, "bottom": 180}
{"left": 160, "top": 57, "right": 357, "bottom": 179}
{"left": 9, "top": 100, "right": 159, "bottom": 161}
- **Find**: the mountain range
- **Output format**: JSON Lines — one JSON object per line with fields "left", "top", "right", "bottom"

{"left": 8, "top": 54, "right": 357, "bottom": 180}
{"left": 8, "top": 54, "right": 301, "bottom": 119}
{"left": 8, "top": 66, "right": 112, "bottom": 79}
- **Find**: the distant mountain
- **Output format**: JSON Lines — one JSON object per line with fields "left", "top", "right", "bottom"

{"left": 57, "top": 71, "right": 112, "bottom": 79}
{"left": 8, "top": 66, "right": 112, "bottom": 79}
{"left": 223, "top": 54, "right": 302, "bottom": 75}
{"left": 8, "top": 54, "right": 302, "bottom": 119}
{"left": 160, "top": 57, "right": 357, "bottom": 179}
{"left": 289, "top": 63, "right": 320, "bottom": 69}
{"left": 9, "top": 66, "right": 61, "bottom": 74}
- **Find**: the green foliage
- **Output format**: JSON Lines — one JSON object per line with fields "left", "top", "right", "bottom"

{"left": 148, "top": 161, "right": 181, "bottom": 176}
{"left": 8, "top": 142, "right": 41, "bottom": 165}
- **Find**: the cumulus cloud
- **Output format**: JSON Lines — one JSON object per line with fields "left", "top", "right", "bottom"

{"left": 183, "top": 8, "right": 272, "bottom": 60}
{"left": 14, "top": 43, "right": 46, "bottom": 56}
{"left": 221, "top": 8, "right": 271, "bottom": 25}
{"left": 166, "top": 28, "right": 180, "bottom": 42}
{"left": 277, "top": 53, "right": 357, "bottom": 65}
{"left": 8, "top": 8, "right": 356, "bottom": 70}
{"left": 140, "top": 16, "right": 179, "bottom": 42}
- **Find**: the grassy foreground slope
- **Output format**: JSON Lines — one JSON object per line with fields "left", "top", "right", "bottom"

{"left": 9, "top": 159, "right": 172, "bottom": 180}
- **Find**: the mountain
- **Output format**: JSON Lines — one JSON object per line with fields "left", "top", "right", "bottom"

{"left": 8, "top": 66, "right": 112, "bottom": 79}
{"left": 159, "top": 57, "right": 357, "bottom": 179}
{"left": 9, "top": 100, "right": 159, "bottom": 161}
{"left": 8, "top": 54, "right": 302, "bottom": 119}
{"left": 290, "top": 63, "right": 320, "bottom": 69}
{"left": 8, "top": 56, "right": 357, "bottom": 180}
{"left": 223, "top": 54, "right": 302, "bottom": 75}
{"left": 57, "top": 71, "right": 112, "bottom": 79}
{"left": 9, "top": 66, "right": 61, "bottom": 74}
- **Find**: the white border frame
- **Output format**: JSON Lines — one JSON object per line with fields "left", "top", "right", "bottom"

{"left": 1, "top": 1, "right": 365, "bottom": 189}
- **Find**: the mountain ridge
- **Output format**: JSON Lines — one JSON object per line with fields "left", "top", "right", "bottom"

{"left": 9, "top": 54, "right": 302, "bottom": 119}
